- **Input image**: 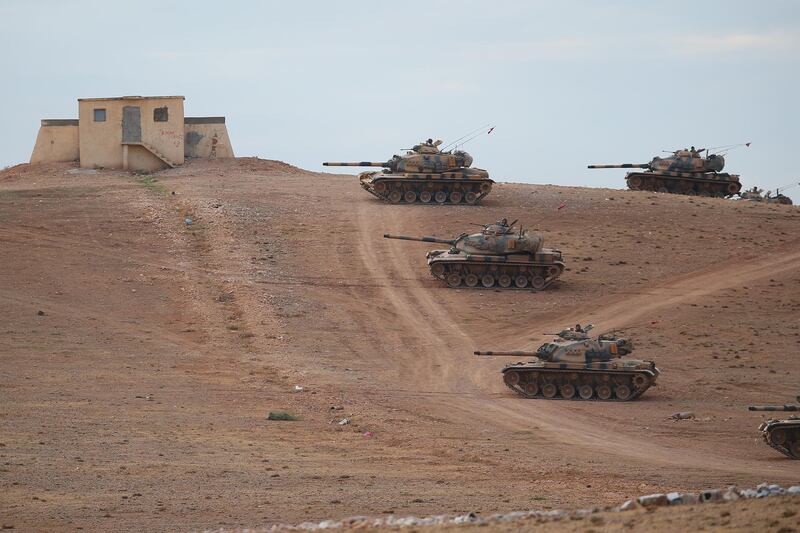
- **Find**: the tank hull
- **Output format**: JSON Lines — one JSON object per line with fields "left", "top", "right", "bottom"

{"left": 624, "top": 171, "right": 741, "bottom": 197}
{"left": 425, "top": 250, "right": 565, "bottom": 290}
{"left": 500, "top": 360, "right": 659, "bottom": 401}
{"left": 360, "top": 169, "right": 494, "bottom": 205}
{"left": 758, "top": 419, "right": 800, "bottom": 459}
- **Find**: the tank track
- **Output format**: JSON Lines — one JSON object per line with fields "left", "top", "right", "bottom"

{"left": 501, "top": 367, "right": 656, "bottom": 401}
{"left": 428, "top": 259, "right": 565, "bottom": 290}
{"left": 760, "top": 420, "right": 800, "bottom": 459}
{"left": 625, "top": 171, "right": 742, "bottom": 197}
{"left": 360, "top": 172, "right": 493, "bottom": 205}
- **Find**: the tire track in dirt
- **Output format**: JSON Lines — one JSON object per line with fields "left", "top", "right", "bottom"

{"left": 354, "top": 201, "right": 800, "bottom": 475}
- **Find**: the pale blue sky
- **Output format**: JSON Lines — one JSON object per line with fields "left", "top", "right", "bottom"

{"left": 2, "top": 1, "right": 798, "bottom": 200}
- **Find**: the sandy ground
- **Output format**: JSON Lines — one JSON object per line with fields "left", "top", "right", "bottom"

{"left": 1, "top": 159, "right": 798, "bottom": 531}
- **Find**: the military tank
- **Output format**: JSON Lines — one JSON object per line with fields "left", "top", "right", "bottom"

{"left": 475, "top": 326, "right": 659, "bottom": 400}
{"left": 588, "top": 147, "right": 742, "bottom": 197}
{"left": 739, "top": 184, "right": 795, "bottom": 205}
{"left": 323, "top": 138, "right": 493, "bottom": 204}
{"left": 383, "top": 219, "right": 565, "bottom": 289}
{"left": 748, "top": 397, "right": 800, "bottom": 459}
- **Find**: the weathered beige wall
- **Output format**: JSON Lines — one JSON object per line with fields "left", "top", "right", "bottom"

{"left": 78, "top": 96, "right": 185, "bottom": 170}
{"left": 30, "top": 120, "right": 79, "bottom": 163}
{"left": 126, "top": 145, "right": 172, "bottom": 173}
{"left": 184, "top": 118, "right": 234, "bottom": 158}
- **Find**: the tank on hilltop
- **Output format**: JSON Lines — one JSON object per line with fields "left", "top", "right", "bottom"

{"left": 383, "top": 218, "right": 565, "bottom": 290}
{"left": 475, "top": 325, "right": 660, "bottom": 401}
{"left": 589, "top": 146, "right": 742, "bottom": 197}
{"left": 323, "top": 138, "right": 493, "bottom": 204}
{"left": 748, "top": 396, "right": 800, "bottom": 459}
{"left": 739, "top": 185, "right": 795, "bottom": 206}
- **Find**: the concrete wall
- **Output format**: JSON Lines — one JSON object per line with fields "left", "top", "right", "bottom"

{"left": 184, "top": 117, "right": 234, "bottom": 158}
{"left": 30, "top": 120, "right": 79, "bottom": 163}
{"left": 78, "top": 96, "right": 185, "bottom": 170}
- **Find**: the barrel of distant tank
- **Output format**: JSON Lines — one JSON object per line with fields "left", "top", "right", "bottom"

{"left": 323, "top": 161, "right": 390, "bottom": 167}
{"left": 749, "top": 405, "right": 800, "bottom": 412}
{"left": 587, "top": 163, "right": 650, "bottom": 169}
{"left": 474, "top": 351, "right": 539, "bottom": 357}
{"left": 383, "top": 234, "right": 456, "bottom": 246}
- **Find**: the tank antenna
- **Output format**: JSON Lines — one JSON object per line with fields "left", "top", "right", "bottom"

{"left": 707, "top": 142, "right": 751, "bottom": 155}
{"left": 453, "top": 126, "right": 496, "bottom": 151}
{"left": 442, "top": 124, "right": 494, "bottom": 152}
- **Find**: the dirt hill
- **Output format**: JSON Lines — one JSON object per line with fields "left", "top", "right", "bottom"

{"left": 1, "top": 159, "right": 798, "bottom": 531}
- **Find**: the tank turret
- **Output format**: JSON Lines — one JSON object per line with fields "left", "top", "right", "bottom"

{"left": 748, "top": 396, "right": 800, "bottom": 459}
{"left": 382, "top": 221, "right": 564, "bottom": 290}
{"left": 322, "top": 137, "right": 493, "bottom": 204}
{"left": 588, "top": 147, "right": 741, "bottom": 197}
{"left": 475, "top": 327, "right": 658, "bottom": 401}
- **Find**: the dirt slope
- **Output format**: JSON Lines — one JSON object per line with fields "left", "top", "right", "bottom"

{"left": 1, "top": 159, "right": 798, "bottom": 531}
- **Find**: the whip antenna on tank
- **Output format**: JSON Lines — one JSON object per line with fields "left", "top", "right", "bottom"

{"left": 707, "top": 142, "right": 751, "bottom": 155}
{"left": 442, "top": 124, "right": 494, "bottom": 152}
{"left": 453, "top": 126, "right": 496, "bottom": 151}
{"left": 776, "top": 181, "right": 800, "bottom": 195}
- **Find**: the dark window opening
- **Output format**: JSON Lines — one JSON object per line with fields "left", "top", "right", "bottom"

{"left": 93, "top": 108, "right": 106, "bottom": 122}
{"left": 154, "top": 107, "right": 168, "bottom": 122}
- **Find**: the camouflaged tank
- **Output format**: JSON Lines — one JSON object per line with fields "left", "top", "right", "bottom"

{"left": 589, "top": 147, "right": 742, "bottom": 197}
{"left": 748, "top": 397, "right": 800, "bottom": 459}
{"left": 739, "top": 186, "right": 794, "bottom": 205}
{"left": 475, "top": 325, "right": 659, "bottom": 401}
{"left": 323, "top": 138, "right": 493, "bottom": 204}
{"left": 383, "top": 219, "right": 564, "bottom": 290}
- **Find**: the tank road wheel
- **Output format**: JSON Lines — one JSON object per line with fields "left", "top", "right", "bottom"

{"left": 547, "top": 266, "right": 561, "bottom": 277}
{"left": 419, "top": 190, "right": 433, "bottom": 203}
{"left": 531, "top": 276, "right": 546, "bottom": 290}
{"left": 559, "top": 383, "right": 576, "bottom": 399}
{"left": 481, "top": 274, "right": 495, "bottom": 288}
{"left": 403, "top": 190, "right": 417, "bottom": 203}
{"left": 446, "top": 273, "right": 462, "bottom": 287}
{"left": 388, "top": 190, "right": 402, "bottom": 204}
{"left": 771, "top": 429, "right": 787, "bottom": 446}
{"left": 541, "top": 383, "right": 557, "bottom": 398}
{"left": 789, "top": 440, "right": 800, "bottom": 458}
{"left": 464, "top": 273, "right": 479, "bottom": 287}
{"left": 464, "top": 191, "right": 478, "bottom": 205}
{"left": 523, "top": 381, "right": 539, "bottom": 397}
{"left": 614, "top": 384, "right": 632, "bottom": 401}
{"left": 727, "top": 183, "right": 740, "bottom": 195}
{"left": 578, "top": 384, "right": 594, "bottom": 400}
{"left": 498, "top": 274, "right": 512, "bottom": 288}
{"left": 686, "top": 188, "right": 697, "bottom": 196}
{"left": 373, "top": 181, "right": 387, "bottom": 193}
{"left": 514, "top": 275, "right": 528, "bottom": 288}
{"left": 627, "top": 176, "right": 643, "bottom": 190}
{"left": 431, "top": 263, "right": 446, "bottom": 278}
{"left": 449, "top": 191, "right": 463, "bottom": 204}
{"left": 434, "top": 191, "right": 448, "bottom": 204}
{"left": 503, "top": 371, "right": 520, "bottom": 387}
{"left": 657, "top": 186, "right": 669, "bottom": 194}
{"left": 596, "top": 384, "right": 612, "bottom": 400}
{"left": 632, "top": 374, "right": 649, "bottom": 389}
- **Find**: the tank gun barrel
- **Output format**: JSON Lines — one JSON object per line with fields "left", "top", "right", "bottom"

{"left": 474, "top": 350, "right": 539, "bottom": 357}
{"left": 748, "top": 405, "right": 799, "bottom": 412}
{"left": 383, "top": 234, "right": 457, "bottom": 245}
{"left": 323, "top": 161, "right": 390, "bottom": 168}
{"left": 587, "top": 163, "right": 650, "bottom": 169}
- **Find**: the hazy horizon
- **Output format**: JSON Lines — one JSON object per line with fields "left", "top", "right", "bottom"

{"left": 2, "top": 0, "right": 798, "bottom": 200}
